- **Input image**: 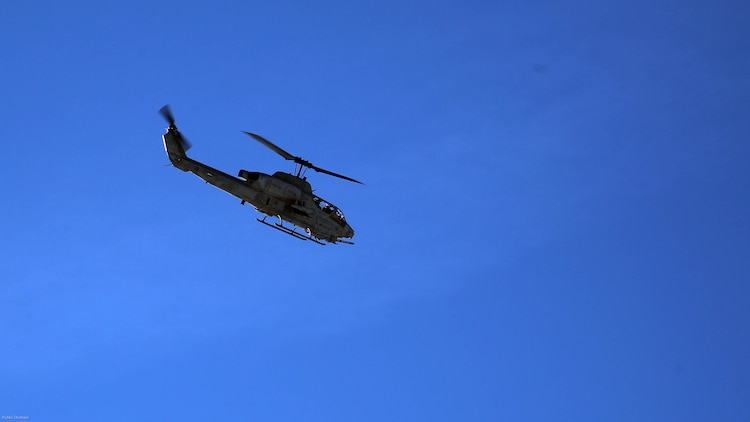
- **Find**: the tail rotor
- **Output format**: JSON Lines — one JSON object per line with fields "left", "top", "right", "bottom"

{"left": 159, "top": 104, "right": 192, "bottom": 151}
{"left": 159, "top": 105, "right": 177, "bottom": 127}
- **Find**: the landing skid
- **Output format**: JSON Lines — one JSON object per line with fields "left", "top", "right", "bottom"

{"left": 257, "top": 216, "right": 325, "bottom": 245}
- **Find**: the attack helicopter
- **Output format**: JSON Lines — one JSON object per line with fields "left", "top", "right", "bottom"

{"left": 159, "top": 105, "right": 361, "bottom": 245}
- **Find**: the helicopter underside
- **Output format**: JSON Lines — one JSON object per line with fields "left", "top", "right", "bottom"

{"left": 244, "top": 189, "right": 353, "bottom": 244}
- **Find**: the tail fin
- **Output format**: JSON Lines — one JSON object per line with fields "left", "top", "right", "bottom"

{"left": 162, "top": 127, "right": 192, "bottom": 170}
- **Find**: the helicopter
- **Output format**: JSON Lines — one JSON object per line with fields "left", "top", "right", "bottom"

{"left": 159, "top": 105, "right": 361, "bottom": 245}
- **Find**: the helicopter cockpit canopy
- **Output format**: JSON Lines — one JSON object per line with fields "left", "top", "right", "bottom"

{"left": 313, "top": 196, "right": 347, "bottom": 226}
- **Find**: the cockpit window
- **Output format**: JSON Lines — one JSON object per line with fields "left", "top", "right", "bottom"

{"left": 314, "top": 195, "right": 347, "bottom": 225}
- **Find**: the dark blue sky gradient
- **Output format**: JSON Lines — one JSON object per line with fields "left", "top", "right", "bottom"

{"left": 1, "top": 1, "right": 749, "bottom": 420}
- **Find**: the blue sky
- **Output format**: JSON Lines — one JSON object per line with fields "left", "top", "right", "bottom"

{"left": 1, "top": 1, "right": 749, "bottom": 420}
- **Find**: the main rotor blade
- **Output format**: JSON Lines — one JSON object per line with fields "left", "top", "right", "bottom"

{"left": 310, "top": 165, "right": 363, "bottom": 184}
{"left": 244, "top": 130, "right": 363, "bottom": 184}
{"left": 159, "top": 105, "right": 175, "bottom": 127}
{"left": 243, "top": 131, "right": 294, "bottom": 161}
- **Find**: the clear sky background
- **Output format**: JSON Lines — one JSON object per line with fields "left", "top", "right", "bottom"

{"left": 1, "top": 1, "right": 749, "bottom": 420}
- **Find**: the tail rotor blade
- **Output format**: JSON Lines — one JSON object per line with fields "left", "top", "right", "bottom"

{"left": 179, "top": 134, "right": 192, "bottom": 151}
{"left": 159, "top": 105, "right": 176, "bottom": 127}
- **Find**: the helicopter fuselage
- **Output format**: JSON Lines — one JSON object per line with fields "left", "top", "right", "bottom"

{"left": 162, "top": 127, "right": 355, "bottom": 244}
